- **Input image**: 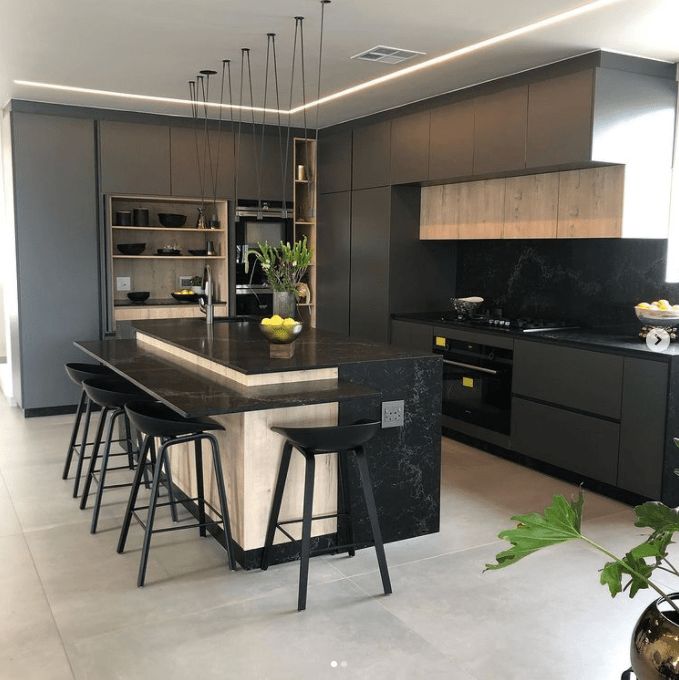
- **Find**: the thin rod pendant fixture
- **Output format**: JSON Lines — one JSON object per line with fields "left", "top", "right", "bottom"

{"left": 282, "top": 18, "right": 300, "bottom": 215}
{"left": 258, "top": 34, "right": 274, "bottom": 214}
{"left": 196, "top": 75, "right": 207, "bottom": 210}
{"left": 315, "top": 1, "right": 331, "bottom": 137}
{"left": 271, "top": 34, "right": 287, "bottom": 214}
{"left": 211, "top": 60, "right": 229, "bottom": 210}
{"left": 189, "top": 80, "right": 206, "bottom": 208}
{"left": 235, "top": 50, "right": 246, "bottom": 208}
{"left": 243, "top": 48, "right": 262, "bottom": 215}
{"left": 199, "top": 69, "right": 217, "bottom": 216}
{"left": 297, "top": 16, "right": 308, "bottom": 144}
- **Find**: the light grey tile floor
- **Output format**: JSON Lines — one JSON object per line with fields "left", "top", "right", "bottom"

{"left": 0, "top": 395, "right": 652, "bottom": 679}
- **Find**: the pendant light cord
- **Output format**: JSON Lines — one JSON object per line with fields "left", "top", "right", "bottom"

{"left": 283, "top": 19, "right": 300, "bottom": 219}
{"left": 258, "top": 36, "right": 274, "bottom": 214}
{"left": 212, "top": 60, "right": 228, "bottom": 208}
{"left": 244, "top": 49, "right": 262, "bottom": 216}
{"left": 315, "top": 1, "right": 330, "bottom": 139}
{"left": 189, "top": 80, "right": 206, "bottom": 208}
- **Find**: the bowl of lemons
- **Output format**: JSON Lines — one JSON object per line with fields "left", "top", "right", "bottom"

{"left": 635, "top": 300, "right": 679, "bottom": 326}
{"left": 259, "top": 315, "right": 303, "bottom": 344}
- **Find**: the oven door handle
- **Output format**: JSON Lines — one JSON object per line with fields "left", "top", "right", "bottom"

{"left": 442, "top": 359, "right": 498, "bottom": 375}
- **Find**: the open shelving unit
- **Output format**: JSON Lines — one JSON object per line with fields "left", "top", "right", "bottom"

{"left": 106, "top": 194, "right": 229, "bottom": 324}
{"left": 293, "top": 138, "right": 317, "bottom": 327}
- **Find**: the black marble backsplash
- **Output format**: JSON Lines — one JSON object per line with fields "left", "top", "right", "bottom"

{"left": 455, "top": 239, "right": 679, "bottom": 326}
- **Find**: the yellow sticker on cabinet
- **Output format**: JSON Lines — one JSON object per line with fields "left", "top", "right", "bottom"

{"left": 462, "top": 377, "right": 474, "bottom": 388}
{"left": 435, "top": 336, "right": 446, "bottom": 347}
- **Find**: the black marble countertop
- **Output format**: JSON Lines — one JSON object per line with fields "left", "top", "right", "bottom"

{"left": 75, "top": 339, "right": 380, "bottom": 418}
{"left": 393, "top": 312, "right": 679, "bottom": 360}
{"left": 132, "top": 318, "right": 436, "bottom": 374}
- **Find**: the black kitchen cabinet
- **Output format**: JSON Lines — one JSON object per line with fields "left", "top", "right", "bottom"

{"left": 390, "top": 111, "right": 430, "bottom": 185}
{"left": 316, "top": 191, "right": 351, "bottom": 335}
{"left": 513, "top": 340, "right": 623, "bottom": 419}
{"left": 391, "top": 320, "right": 433, "bottom": 352}
{"left": 318, "top": 128, "right": 352, "bottom": 194}
{"left": 526, "top": 70, "right": 594, "bottom": 169}
{"left": 99, "top": 120, "right": 171, "bottom": 195}
{"left": 11, "top": 112, "right": 100, "bottom": 410}
{"left": 350, "top": 187, "right": 391, "bottom": 341}
{"left": 237, "top": 128, "right": 292, "bottom": 202}
{"left": 473, "top": 85, "right": 528, "bottom": 176}
{"left": 428, "top": 99, "right": 475, "bottom": 181}
{"left": 618, "top": 358, "right": 668, "bottom": 498}
{"left": 512, "top": 397, "right": 620, "bottom": 485}
{"left": 170, "top": 126, "right": 235, "bottom": 198}
{"left": 352, "top": 120, "right": 391, "bottom": 190}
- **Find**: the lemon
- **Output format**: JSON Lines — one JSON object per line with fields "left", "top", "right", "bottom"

{"left": 637, "top": 302, "right": 651, "bottom": 309}
{"left": 270, "top": 314, "right": 284, "bottom": 326}
{"left": 283, "top": 317, "right": 298, "bottom": 326}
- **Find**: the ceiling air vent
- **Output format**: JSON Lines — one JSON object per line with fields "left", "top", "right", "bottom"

{"left": 351, "top": 45, "right": 425, "bottom": 65}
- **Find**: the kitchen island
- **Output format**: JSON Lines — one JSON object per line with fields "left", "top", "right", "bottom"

{"left": 76, "top": 319, "right": 442, "bottom": 568}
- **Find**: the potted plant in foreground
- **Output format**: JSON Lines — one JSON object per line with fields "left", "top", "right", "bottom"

{"left": 254, "top": 237, "right": 312, "bottom": 318}
{"left": 486, "top": 490, "right": 679, "bottom": 679}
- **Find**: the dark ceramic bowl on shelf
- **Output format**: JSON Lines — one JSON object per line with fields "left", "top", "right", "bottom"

{"left": 188, "top": 249, "right": 208, "bottom": 256}
{"left": 157, "top": 248, "right": 181, "bottom": 256}
{"left": 171, "top": 291, "right": 201, "bottom": 303}
{"left": 117, "top": 243, "right": 146, "bottom": 256}
{"left": 127, "top": 291, "right": 150, "bottom": 304}
{"left": 158, "top": 213, "right": 187, "bottom": 228}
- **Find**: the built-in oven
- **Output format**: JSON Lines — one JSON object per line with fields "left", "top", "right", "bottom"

{"left": 234, "top": 200, "right": 293, "bottom": 317}
{"left": 433, "top": 334, "right": 513, "bottom": 446}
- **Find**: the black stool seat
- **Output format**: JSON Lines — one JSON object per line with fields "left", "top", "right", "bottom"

{"left": 262, "top": 420, "right": 391, "bottom": 611}
{"left": 65, "top": 362, "right": 113, "bottom": 386}
{"left": 118, "top": 401, "right": 236, "bottom": 586}
{"left": 271, "top": 420, "right": 380, "bottom": 453}
{"left": 125, "top": 401, "right": 224, "bottom": 438}
{"left": 82, "top": 376, "right": 151, "bottom": 409}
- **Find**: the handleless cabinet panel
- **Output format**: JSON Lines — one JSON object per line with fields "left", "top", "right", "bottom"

{"left": 420, "top": 185, "right": 455, "bottom": 239}
{"left": 457, "top": 178, "right": 505, "bottom": 240}
{"left": 352, "top": 121, "right": 391, "bottom": 190}
{"left": 618, "top": 358, "right": 667, "bottom": 498}
{"left": 350, "top": 187, "right": 391, "bottom": 341}
{"left": 557, "top": 165, "right": 624, "bottom": 238}
{"left": 236, "top": 129, "right": 292, "bottom": 202}
{"left": 390, "top": 110, "right": 430, "bottom": 185}
{"left": 512, "top": 397, "right": 620, "bottom": 485}
{"left": 391, "top": 320, "right": 434, "bottom": 352}
{"left": 503, "top": 172, "right": 559, "bottom": 238}
{"left": 526, "top": 70, "right": 594, "bottom": 168}
{"left": 170, "top": 127, "right": 235, "bottom": 198}
{"left": 428, "top": 99, "right": 474, "bottom": 181}
{"left": 473, "top": 85, "right": 528, "bottom": 175}
{"left": 316, "top": 191, "right": 351, "bottom": 335}
{"left": 513, "top": 340, "right": 623, "bottom": 419}
{"left": 99, "top": 120, "right": 171, "bottom": 195}
{"left": 318, "top": 128, "right": 352, "bottom": 194}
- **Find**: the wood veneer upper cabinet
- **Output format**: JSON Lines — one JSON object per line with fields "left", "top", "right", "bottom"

{"left": 457, "top": 179, "right": 506, "bottom": 239}
{"left": 99, "top": 121, "right": 171, "bottom": 195}
{"left": 557, "top": 166, "right": 624, "bottom": 238}
{"left": 318, "top": 128, "right": 352, "bottom": 194}
{"left": 526, "top": 70, "right": 594, "bottom": 169}
{"left": 170, "top": 127, "right": 235, "bottom": 198}
{"left": 352, "top": 120, "right": 391, "bottom": 190}
{"left": 503, "top": 173, "right": 559, "bottom": 239}
{"left": 428, "top": 99, "right": 474, "bottom": 181}
{"left": 473, "top": 85, "right": 528, "bottom": 175}
{"left": 420, "top": 185, "right": 453, "bottom": 239}
{"left": 390, "top": 110, "right": 430, "bottom": 184}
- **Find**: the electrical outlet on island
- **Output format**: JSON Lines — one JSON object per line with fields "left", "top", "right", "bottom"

{"left": 381, "top": 400, "right": 405, "bottom": 429}
{"left": 116, "top": 276, "right": 131, "bottom": 292}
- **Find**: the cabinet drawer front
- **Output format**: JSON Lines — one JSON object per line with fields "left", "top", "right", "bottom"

{"left": 513, "top": 340, "right": 623, "bottom": 418}
{"left": 512, "top": 397, "right": 619, "bottom": 484}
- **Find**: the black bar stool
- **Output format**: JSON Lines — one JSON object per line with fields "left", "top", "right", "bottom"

{"left": 63, "top": 362, "right": 115, "bottom": 497}
{"left": 261, "top": 420, "right": 392, "bottom": 611}
{"left": 79, "top": 377, "right": 177, "bottom": 534}
{"left": 118, "top": 401, "right": 237, "bottom": 587}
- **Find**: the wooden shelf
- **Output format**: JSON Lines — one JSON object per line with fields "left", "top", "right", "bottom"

{"left": 294, "top": 179, "right": 311, "bottom": 184}
{"left": 295, "top": 220, "right": 316, "bottom": 225}
{"left": 113, "top": 255, "right": 225, "bottom": 260}
{"left": 112, "top": 226, "right": 225, "bottom": 232}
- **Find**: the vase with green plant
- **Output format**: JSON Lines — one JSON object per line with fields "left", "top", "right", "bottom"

{"left": 254, "top": 237, "right": 312, "bottom": 319}
{"left": 486, "top": 489, "right": 679, "bottom": 679}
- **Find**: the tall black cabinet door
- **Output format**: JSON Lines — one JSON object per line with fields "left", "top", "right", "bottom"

{"left": 390, "top": 111, "right": 430, "bottom": 185}
{"left": 237, "top": 129, "right": 291, "bottom": 202}
{"left": 99, "top": 121, "right": 171, "bottom": 195}
{"left": 318, "top": 129, "right": 352, "bottom": 194}
{"left": 11, "top": 112, "right": 100, "bottom": 409}
{"left": 316, "top": 191, "right": 351, "bottom": 335}
{"left": 352, "top": 121, "right": 391, "bottom": 190}
{"left": 350, "top": 187, "right": 391, "bottom": 342}
{"left": 428, "top": 99, "right": 474, "bottom": 181}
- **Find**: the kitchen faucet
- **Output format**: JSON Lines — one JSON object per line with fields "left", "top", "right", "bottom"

{"left": 198, "top": 264, "right": 214, "bottom": 325}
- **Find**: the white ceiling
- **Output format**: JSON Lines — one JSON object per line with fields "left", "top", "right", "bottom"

{"left": 1, "top": 0, "right": 678, "bottom": 128}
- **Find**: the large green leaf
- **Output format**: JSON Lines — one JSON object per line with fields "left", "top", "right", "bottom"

{"left": 485, "top": 490, "right": 584, "bottom": 571}
{"left": 600, "top": 552, "right": 653, "bottom": 598}
{"left": 634, "top": 502, "right": 679, "bottom": 534}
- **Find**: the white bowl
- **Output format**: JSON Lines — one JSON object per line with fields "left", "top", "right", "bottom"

{"left": 635, "top": 306, "right": 679, "bottom": 327}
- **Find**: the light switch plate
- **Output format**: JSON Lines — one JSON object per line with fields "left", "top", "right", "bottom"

{"left": 381, "top": 400, "right": 404, "bottom": 429}
{"left": 116, "top": 276, "right": 131, "bottom": 292}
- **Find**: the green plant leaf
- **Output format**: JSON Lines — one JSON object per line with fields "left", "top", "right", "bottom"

{"left": 600, "top": 552, "right": 653, "bottom": 598}
{"left": 635, "top": 502, "right": 679, "bottom": 534}
{"left": 485, "top": 490, "right": 584, "bottom": 571}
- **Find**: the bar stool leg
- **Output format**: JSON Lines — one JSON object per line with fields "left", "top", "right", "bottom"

{"left": 90, "top": 409, "right": 123, "bottom": 534}
{"left": 354, "top": 446, "right": 392, "bottom": 596}
{"left": 337, "top": 450, "right": 355, "bottom": 557}
{"left": 72, "top": 399, "right": 97, "bottom": 498}
{"left": 62, "top": 390, "right": 86, "bottom": 480}
{"left": 298, "top": 452, "right": 316, "bottom": 611}
{"left": 163, "top": 444, "right": 179, "bottom": 523}
{"left": 207, "top": 433, "right": 236, "bottom": 571}
{"left": 79, "top": 407, "right": 108, "bottom": 506}
{"left": 261, "top": 441, "right": 293, "bottom": 570}
{"left": 138, "top": 441, "right": 167, "bottom": 587}
{"left": 117, "top": 435, "right": 152, "bottom": 554}
{"left": 195, "top": 439, "right": 206, "bottom": 537}
{"left": 124, "top": 415, "right": 135, "bottom": 470}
